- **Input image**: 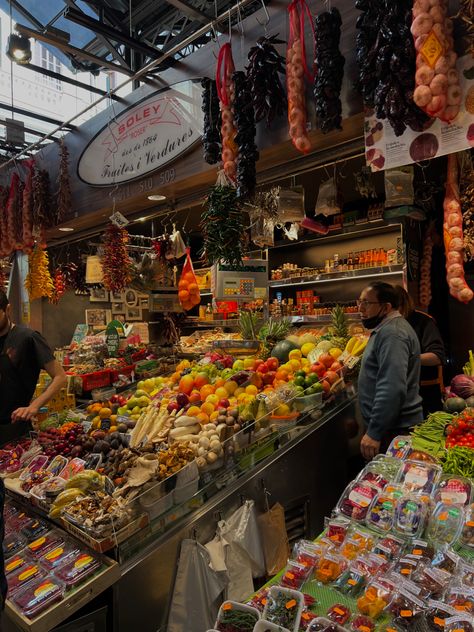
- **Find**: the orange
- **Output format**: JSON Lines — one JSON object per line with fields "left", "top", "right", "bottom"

{"left": 179, "top": 375, "right": 194, "bottom": 394}
{"left": 214, "top": 378, "right": 226, "bottom": 389}
{"left": 288, "top": 359, "right": 301, "bottom": 371}
{"left": 275, "top": 369, "right": 289, "bottom": 381}
{"left": 210, "top": 411, "right": 219, "bottom": 421}
{"left": 201, "top": 402, "right": 215, "bottom": 416}
{"left": 183, "top": 271, "right": 196, "bottom": 283}
{"left": 234, "top": 387, "right": 245, "bottom": 397}
{"left": 245, "top": 384, "right": 258, "bottom": 396}
{"left": 188, "top": 283, "right": 199, "bottom": 294}
{"left": 99, "top": 408, "right": 112, "bottom": 418}
{"left": 178, "top": 279, "right": 189, "bottom": 290}
{"left": 194, "top": 372, "right": 209, "bottom": 389}
{"left": 196, "top": 412, "right": 209, "bottom": 424}
{"left": 215, "top": 386, "right": 229, "bottom": 399}
{"left": 205, "top": 393, "right": 219, "bottom": 405}
{"left": 178, "top": 289, "right": 190, "bottom": 302}
{"left": 200, "top": 384, "right": 215, "bottom": 400}
{"left": 189, "top": 390, "right": 201, "bottom": 404}
{"left": 187, "top": 405, "right": 201, "bottom": 417}
{"left": 224, "top": 380, "right": 238, "bottom": 395}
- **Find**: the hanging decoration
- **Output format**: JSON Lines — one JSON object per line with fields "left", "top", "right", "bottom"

{"left": 216, "top": 43, "right": 238, "bottom": 182}
{"left": 50, "top": 267, "right": 67, "bottom": 305}
{"left": 22, "top": 160, "right": 35, "bottom": 253}
{"left": 5, "top": 173, "right": 19, "bottom": 254}
{"left": 232, "top": 71, "right": 258, "bottom": 200}
{"left": 355, "top": 0, "right": 431, "bottom": 136}
{"left": 63, "top": 260, "right": 89, "bottom": 295}
{"left": 56, "top": 138, "right": 71, "bottom": 224}
{"left": 201, "top": 171, "right": 246, "bottom": 266}
{"left": 101, "top": 223, "right": 133, "bottom": 292}
{"left": 201, "top": 78, "right": 221, "bottom": 164}
{"left": 246, "top": 35, "right": 286, "bottom": 127}
{"left": 443, "top": 153, "right": 473, "bottom": 304}
{"left": 24, "top": 245, "right": 54, "bottom": 301}
{"left": 313, "top": 8, "right": 345, "bottom": 133}
{"left": 33, "top": 167, "right": 53, "bottom": 239}
{"left": 286, "top": 0, "right": 315, "bottom": 153}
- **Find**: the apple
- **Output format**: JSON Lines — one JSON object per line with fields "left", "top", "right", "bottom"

{"left": 310, "top": 362, "right": 326, "bottom": 377}
{"left": 217, "top": 398, "right": 230, "bottom": 409}
{"left": 263, "top": 371, "right": 276, "bottom": 385}
{"left": 266, "top": 357, "right": 279, "bottom": 371}
{"left": 257, "top": 363, "right": 269, "bottom": 374}
{"left": 176, "top": 393, "right": 190, "bottom": 408}
{"left": 167, "top": 402, "right": 179, "bottom": 413}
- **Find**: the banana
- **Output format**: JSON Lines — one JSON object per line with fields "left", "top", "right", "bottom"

{"left": 345, "top": 337, "right": 358, "bottom": 354}
{"left": 49, "top": 488, "right": 86, "bottom": 518}
{"left": 65, "top": 470, "right": 104, "bottom": 493}
{"left": 352, "top": 338, "right": 368, "bottom": 356}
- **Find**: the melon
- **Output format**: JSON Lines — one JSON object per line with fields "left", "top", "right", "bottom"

{"left": 315, "top": 340, "right": 333, "bottom": 352}
{"left": 271, "top": 340, "right": 299, "bottom": 363}
{"left": 444, "top": 397, "right": 467, "bottom": 413}
{"left": 465, "top": 396, "right": 474, "bottom": 408}
{"left": 286, "top": 335, "right": 301, "bottom": 348}
{"left": 298, "top": 333, "right": 319, "bottom": 347}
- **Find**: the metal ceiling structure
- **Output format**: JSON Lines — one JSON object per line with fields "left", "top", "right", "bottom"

{"left": 0, "top": 0, "right": 265, "bottom": 160}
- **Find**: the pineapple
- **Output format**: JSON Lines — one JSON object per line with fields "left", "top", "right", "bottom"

{"left": 258, "top": 318, "right": 292, "bottom": 359}
{"left": 329, "top": 305, "right": 349, "bottom": 349}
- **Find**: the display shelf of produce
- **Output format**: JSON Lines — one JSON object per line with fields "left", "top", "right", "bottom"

{"left": 269, "top": 264, "right": 404, "bottom": 288}
{"left": 288, "top": 314, "right": 362, "bottom": 324}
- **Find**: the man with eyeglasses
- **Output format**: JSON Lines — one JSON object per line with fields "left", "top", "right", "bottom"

{"left": 357, "top": 282, "right": 423, "bottom": 461}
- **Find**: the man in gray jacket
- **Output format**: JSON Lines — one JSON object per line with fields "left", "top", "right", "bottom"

{"left": 357, "top": 282, "right": 423, "bottom": 460}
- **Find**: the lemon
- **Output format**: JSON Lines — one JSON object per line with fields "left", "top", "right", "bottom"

{"left": 288, "top": 349, "right": 302, "bottom": 360}
{"left": 275, "top": 403, "right": 291, "bottom": 416}
{"left": 329, "top": 348, "right": 342, "bottom": 359}
{"left": 301, "top": 342, "right": 316, "bottom": 357}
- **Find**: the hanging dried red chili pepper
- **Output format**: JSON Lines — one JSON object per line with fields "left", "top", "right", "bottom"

{"left": 0, "top": 186, "right": 8, "bottom": 258}
{"left": 6, "top": 173, "right": 20, "bottom": 253}
{"left": 216, "top": 42, "right": 238, "bottom": 181}
{"left": 56, "top": 139, "right": 71, "bottom": 224}
{"left": 22, "top": 159, "right": 35, "bottom": 253}
{"left": 101, "top": 223, "right": 133, "bottom": 292}
{"left": 50, "top": 267, "right": 67, "bottom": 305}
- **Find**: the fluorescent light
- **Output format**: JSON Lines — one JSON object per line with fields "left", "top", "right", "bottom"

{"left": 147, "top": 194, "right": 166, "bottom": 201}
{"left": 58, "top": 227, "right": 74, "bottom": 232}
{"left": 138, "top": 217, "right": 147, "bottom": 222}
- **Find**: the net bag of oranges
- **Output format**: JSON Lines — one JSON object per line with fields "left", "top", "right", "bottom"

{"left": 178, "top": 248, "right": 201, "bottom": 311}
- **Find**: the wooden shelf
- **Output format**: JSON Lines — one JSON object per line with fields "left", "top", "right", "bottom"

{"left": 269, "top": 264, "right": 404, "bottom": 289}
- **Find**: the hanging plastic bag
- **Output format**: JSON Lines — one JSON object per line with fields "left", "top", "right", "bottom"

{"left": 287, "top": 0, "right": 315, "bottom": 154}
{"left": 277, "top": 186, "right": 305, "bottom": 223}
{"left": 169, "top": 228, "right": 187, "bottom": 259}
{"left": 315, "top": 177, "right": 342, "bottom": 216}
{"left": 167, "top": 539, "right": 228, "bottom": 632}
{"left": 257, "top": 502, "right": 290, "bottom": 576}
{"left": 178, "top": 247, "right": 200, "bottom": 311}
{"left": 250, "top": 211, "right": 274, "bottom": 247}
{"left": 384, "top": 167, "right": 414, "bottom": 208}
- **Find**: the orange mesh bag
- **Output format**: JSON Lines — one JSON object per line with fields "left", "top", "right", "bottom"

{"left": 178, "top": 248, "right": 201, "bottom": 311}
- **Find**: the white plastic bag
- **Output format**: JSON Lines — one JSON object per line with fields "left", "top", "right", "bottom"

{"left": 384, "top": 167, "right": 414, "bottom": 208}
{"left": 315, "top": 177, "right": 342, "bottom": 216}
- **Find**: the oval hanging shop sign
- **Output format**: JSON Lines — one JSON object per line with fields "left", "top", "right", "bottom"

{"left": 77, "top": 79, "right": 204, "bottom": 186}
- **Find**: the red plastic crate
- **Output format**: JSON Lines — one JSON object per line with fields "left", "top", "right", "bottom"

{"left": 109, "top": 364, "right": 135, "bottom": 383}
{"left": 79, "top": 370, "right": 111, "bottom": 391}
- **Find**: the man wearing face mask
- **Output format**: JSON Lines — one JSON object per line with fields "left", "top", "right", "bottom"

{"left": 357, "top": 282, "right": 423, "bottom": 461}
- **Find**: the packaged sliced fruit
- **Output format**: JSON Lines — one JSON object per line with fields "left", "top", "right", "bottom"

{"left": 308, "top": 617, "right": 348, "bottom": 632}
{"left": 326, "top": 603, "right": 351, "bottom": 625}
{"left": 336, "top": 482, "right": 378, "bottom": 521}
{"left": 386, "top": 436, "right": 412, "bottom": 460}
{"left": 426, "top": 503, "right": 464, "bottom": 545}
{"left": 325, "top": 516, "right": 350, "bottom": 546}
{"left": 344, "top": 527, "right": 376, "bottom": 554}
{"left": 39, "top": 541, "right": 80, "bottom": 571}
{"left": 27, "top": 531, "right": 64, "bottom": 559}
{"left": 356, "top": 460, "right": 396, "bottom": 491}
{"left": 424, "top": 601, "right": 458, "bottom": 632}
{"left": 58, "top": 458, "right": 86, "bottom": 480}
{"left": 366, "top": 492, "right": 397, "bottom": 533}
{"left": 281, "top": 560, "right": 313, "bottom": 590}
{"left": 21, "top": 469, "right": 53, "bottom": 493}
{"left": 262, "top": 586, "right": 304, "bottom": 632}
{"left": 314, "top": 552, "right": 347, "bottom": 584}
{"left": 406, "top": 538, "right": 435, "bottom": 560}
{"left": 292, "top": 540, "right": 322, "bottom": 567}
{"left": 392, "top": 556, "right": 420, "bottom": 581}
{"left": 407, "top": 449, "right": 438, "bottom": 463}
{"left": 445, "top": 587, "right": 474, "bottom": 614}
{"left": 445, "top": 615, "right": 474, "bottom": 632}
{"left": 386, "top": 587, "right": 425, "bottom": 628}
{"left": 357, "top": 578, "right": 396, "bottom": 619}
{"left": 7, "top": 562, "right": 44, "bottom": 596}
{"left": 335, "top": 558, "right": 370, "bottom": 596}
{"left": 11, "top": 576, "right": 64, "bottom": 619}
{"left": 5, "top": 552, "right": 32, "bottom": 577}
{"left": 394, "top": 495, "right": 428, "bottom": 538}
{"left": 434, "top": 476, "right": 472, "bottom": 507}
{"left": 300, "top": 610, "right": 318, "bottom": 630}
{"left": 30, "top": 476, "right": 67, "bottom": 501}
{"left": 253, "top": 622, "right": 290, "bottom": 632}
{"left": 459, "top": 503, "right": 474, "bottom": 549}
{"left": 373, "top": 535, "right": 404, "bottom": 560}
{"left": 10, "top": 510, "right": 32, "bottom": 532}
{"left": 431, "top": 548, "right": 460, "bottom": 574}
{"left": 341, "top": 538, "right": 365, "bottom": 561}
{"left": 414, "top": 563, "right": 452, "bottom": 599}
{"left": 54, "top": 550, "right": 102, "bottom": 589}
{"left": 3, "top": 533, "right": 26, "bottom": 559}
{"left": 455, "top": 561, "right": 474, "bottom": 589}
{"left": 245, "top": 586, "right": 269, "bottom": 613}
{"left": 351, "top": 615, "right": 375, "bottom": 632}
{"left": 396, "top": 460, "right": 442, "bottom": 495}
{"left": 21, "top": 519, "right": 49, "bottom": 541}
{"left": 19, "top": 455, "right": 49, "bottom": 480}
{"left": 46, "top": 455, "right": 68, "bottom": 477}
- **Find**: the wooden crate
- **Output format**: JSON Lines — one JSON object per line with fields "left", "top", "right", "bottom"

{"left": 60, "top": 512, "right": 149, "bottom": 553}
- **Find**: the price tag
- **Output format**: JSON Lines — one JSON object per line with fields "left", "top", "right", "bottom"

{"left": 345, "top": 355, "right": 361, "bottom": 370}
{"left": 400, "top": 610, "right": 413, "bottom": 618}
{"left": 420, "top": 30, "right": 443, "bottom": 68}
{"left": 286, "top": 599, "right": 297, "bottom": 609}
{"left": 109, "top": 211, "right": 129, "bottom": 227}
{"left": 222, "top": 603, "right": 232, "bottom": 611}
{"left": 285, "top": 572, "right": 295, "bottom": 580}
{"left": 434, "top": 618, "right": 446, "bottom": 627}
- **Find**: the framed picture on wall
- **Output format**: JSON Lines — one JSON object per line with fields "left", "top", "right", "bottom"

{"left": 89, "top": 287, "right": 109, "bottom": 302}
{"left": 139, "top": 298, "right": 149, "bottom": 309}
{"left": 111, "top": 302, "right": 124, "bottom": 314}
{"left": 85, "top": 309, "right": 107, "bottom": 326}
{"left": 124, "top": 289, "right": 138, "bottom": 307}
{"left": 110, "top": 290, "right": 123, "bottom": 301}
{"left": 126, "top": 305, "right": 142, "bottom": 321}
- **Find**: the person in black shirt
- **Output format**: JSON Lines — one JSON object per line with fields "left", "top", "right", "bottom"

{"left": 395, "top": 286, "right": 446, "bottom": 415}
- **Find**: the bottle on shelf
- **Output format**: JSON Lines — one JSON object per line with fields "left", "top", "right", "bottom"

{"left": 348, "top": 252, "right": 353, "bottom": 270}
{"left": 333, "top": 253, "right": 339, "bottom": 272}
{"left": 354, "top": 252, "right": 360, "bottom": 269}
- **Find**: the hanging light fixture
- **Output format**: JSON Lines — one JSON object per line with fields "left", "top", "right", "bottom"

{"left": 6, "top": 33, "right": 31, "bottom": 64}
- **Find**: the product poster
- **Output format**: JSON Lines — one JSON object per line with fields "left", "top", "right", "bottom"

{"left": 365, "top": 55, "right": 474, "bottom": 171}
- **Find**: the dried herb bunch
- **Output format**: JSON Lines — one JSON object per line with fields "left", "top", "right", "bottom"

{"left": 460, "top": 151, "right": 474, "bottom": 261}
{"left": 101, "top": 224, "right": 133, "bottom": 292}
{"left": 232, "top": 71, "right": 259, "bottom": 200}
{"left": 201, "top": 77, "right": 221, "bottom": 164}
{"left": 246, "top": 34, "right": 287, "bottom": 126}
{"left": 201, "top": 179, "right": 247, "bottom": 265}
{"left": 56, "top": 138, "right": 71, "bottom": 224}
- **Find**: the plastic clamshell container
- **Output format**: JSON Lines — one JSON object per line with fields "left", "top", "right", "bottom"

{"left": 39, "top": 541, "right": 80, "bottom": 571}
{"left": 54, "top": 550, "right": 102, "bottom": 589}
{"left": 215, "top": 600, "right": 260, "bottom": 631}
{"left": 27, "top": 531, "right": 64, "bottom": 559}
{"left": 293, "top": 392, "right": 323, "bottom": 412}
{"left": 366, "top": 492, "right": 397, "bottom": 533}
{"left": 263, "top": 587, "right": 304, "bottom": 632}
{"left": 459, "top": 503, "right": 474, "bottom": 549}
{"left": 11, "top": 576, "right": 64, "bottom": 619}
{"left": 357, "top": 462, "right": 392, "bottom": 491}
{"left": 19, "top": 455, "right": 49, "bottom": 481}
{"left": 281, "top": 560, "right": 313, "bottom": 590}
{"left": 434, "top": 476, "right": 472, "bottom": 507}
{"left": 30, "top": 476, "right": 67, "bottom": 501}
{"left": 7, "top": 562, "right": 44, "bottom": 596}
{"left": 308, "top": 617, "right": 348, "bottom": 632}
{"left": 3, "top": 533, "right": 26, "bottom": 559}
{"left": 444, "top": 615, "right": 474, "bottom": 632}
{"left": 336, "top": 481, "right": 378, "bottom": 521}
{"left": 5, "top": 552, "right": 32, "bottom": 577}
{"left": 386, "top": 436, "right": 412, "bottom": 460}
{"left": 426, "top": 503, "right": 464, "bottom": 545}
{"left": 394, "top": 496, "right": 427, "bottom": 538}
{"left": 46, "top": 455, "right": 68, "bottom": 477}
{"left": 370, "top": 455, "right": 403, "bottom": 479}
{"left": 58, "top": 458, "right": 86, "bottom": 480}
{"left": 396, "top": 460, "right": 442, "bottom": 495}
{"left": 21, "top": 519, "right": 50, "bottom": 541}
{"left": 253, "top": 621, "right": 291, "bottom": 632}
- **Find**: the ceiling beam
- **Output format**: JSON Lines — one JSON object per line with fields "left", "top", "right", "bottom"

{"left": 15, "top": 23, "right": 135, "bottom": 76}
{"left": 164, "top": 0, "right": 210, "bottom": 24}
{"left": 24, "top": 63, "right": 124, "bottom": 101}
{"left": 9, "top": 0, "right": 44, "bottom": 31}
{"left": 0, "top": 120, "right": 62, "bottom": 139}
{"left": 0, "top": 103, "right": 76, "bottom": 129}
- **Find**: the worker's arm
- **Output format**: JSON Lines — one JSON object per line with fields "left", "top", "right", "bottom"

{"left": 421, "top": 351, "right": 442, "bottom": 366}
{"left": 12, "top": 360, "right": 67, "bottom": 422}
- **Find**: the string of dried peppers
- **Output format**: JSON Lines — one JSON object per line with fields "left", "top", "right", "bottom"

{"left": 201, "top": 78, "right": 221, "bottom": 165}
{"left": 232, "top": 71, "right": 258, "bottom": 201}
{"left": 101, "top": 224, "right": 133, "bottom": 292}
{"left": 24, "top": 245, "right": 54, "bottom": 301}
{"left": 56, "top": 139, "right": 71, "bottom": 224}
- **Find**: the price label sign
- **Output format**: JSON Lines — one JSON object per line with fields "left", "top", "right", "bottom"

{"left": 109, "top": 211, "right": 129, "bottom": 227}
